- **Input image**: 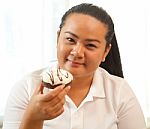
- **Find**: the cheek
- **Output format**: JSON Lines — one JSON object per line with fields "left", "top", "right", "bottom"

{"left": 57, "top": 44, "right": 64, "bottom": 59}
{"left": 88, "top": 52, "right": 104, "bottom": 67}
{"left": 57, "top": 43, "right": 70, "bottom": 61}
{"left": 57, "top": 45, "right": 65, "bottom": 68}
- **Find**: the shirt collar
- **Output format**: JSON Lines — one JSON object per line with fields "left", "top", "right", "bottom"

{"left": 65, "top": 68, "right": 106, "bottom": 109}
{"left": 90, "top": 68, "right": 106, "bottom": 98}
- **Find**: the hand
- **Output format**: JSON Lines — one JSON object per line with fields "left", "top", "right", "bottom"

{"left": 24, "top": 84, "right": 70, "bottom": 121}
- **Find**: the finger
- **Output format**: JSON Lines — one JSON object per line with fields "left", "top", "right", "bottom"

{"left": 53, "top": 107, "right": 64, "bottom": 118}
{"left": 46, "top": 106, "right": 64, "bottom": 120}
{"left": 46, "top": 101, "right": 65, "bottom": 117}
{"left": 55, "top": 85, "right": 70, "bottom": 102}
{"left": 50, "top": 99, "right": 65, "bottom": 112}
{"left": 48, "top": 94, "right": 65, "bottom": 107}
{"left": 41, "top": 85, "right": 65, "bottom": 101}
{"left": 64, "top": 85, "right": 71, "bottom": 94}
{"left": 48, "top": 86, "right": 70, "bottom": 106}
{"left": 40, "top": 83, "right": 44, "bottom": 94}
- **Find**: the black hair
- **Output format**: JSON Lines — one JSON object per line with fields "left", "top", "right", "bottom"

{"left": 100, "top": 33, "right": 124, "bottom": 78}
{"left": 59, "top": 3, "right": 124, "bottom": 78}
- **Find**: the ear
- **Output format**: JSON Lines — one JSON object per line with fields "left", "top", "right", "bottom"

{"left": 57, "top": 30, "right": 60, "bottom": 44}
{"left": 102, "top": 44, "right": 111, "bottom": 62}
{"left": 57, "top": 30, "right": 60, "bottom": 37}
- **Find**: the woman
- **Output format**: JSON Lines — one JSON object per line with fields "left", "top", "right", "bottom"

{"left": 2, "top": 3, "right": 146, "bottom": 129}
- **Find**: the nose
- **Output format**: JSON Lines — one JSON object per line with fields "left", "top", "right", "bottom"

{"left": 70, "top": 43, "right": 84, "bottom": 58}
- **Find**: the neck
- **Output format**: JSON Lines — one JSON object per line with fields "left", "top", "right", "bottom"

{"left": 71, "top": 75, "right": 93, "bottom": 89}
{"left": 67, "top": 75, "right": 93, "bottom": 107}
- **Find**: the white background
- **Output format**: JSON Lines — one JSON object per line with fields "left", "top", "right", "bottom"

{"left": 0, "top": 0, "right": 149, "bottom": 125}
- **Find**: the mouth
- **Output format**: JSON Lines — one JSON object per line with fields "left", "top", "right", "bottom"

{"left": 66, "top": 59, "right": 85, "bottom": 67}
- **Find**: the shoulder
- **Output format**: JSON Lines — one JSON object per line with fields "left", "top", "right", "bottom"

{"left": 8, "top": 68, "right": 45, "bottom": 99}
{"left": 12, "top": 61, "right": 58, "bottom": 96}
{"left": 97, "top": 67, "right": 136, "bottom": 101}
{"left": 97, "top": 67, "right": 127, "bottom": 86}
{"left": 97, "top": 68, "right": 146, "bottom": 127}
{"left": 20, "top": 61, "right": 58, "bottom": 87}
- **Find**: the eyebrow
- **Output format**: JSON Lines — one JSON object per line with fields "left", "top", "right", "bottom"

{"left": 65, "top": 31, "right": 101, "bottom": 44}
{"left": 65, "top": 31, "right": 79, "bottom": 38}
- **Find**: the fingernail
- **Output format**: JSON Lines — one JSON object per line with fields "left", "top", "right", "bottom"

{"left": 66, "top": 86, "right": 71, "bottom": 91}
{"left": 67, "top": 86, "right": 71, "bottom": 89}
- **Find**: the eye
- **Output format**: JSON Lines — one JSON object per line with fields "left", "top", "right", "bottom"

{"left": 86, "top": 43, "right": 97, "bottom": 49}
{"left": 66, "top": 37, "right": 75, "bottom": 43}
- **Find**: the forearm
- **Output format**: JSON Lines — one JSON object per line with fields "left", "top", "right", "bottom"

{"left": 19, "top": 116, "right": 44, "bottom": 129}
{"left": 19, "top": 107, "right": 44, "bottom": 129}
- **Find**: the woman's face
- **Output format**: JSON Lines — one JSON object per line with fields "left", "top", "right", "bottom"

{"left": 57, "top": 13, "right": 111, "bottom": 78}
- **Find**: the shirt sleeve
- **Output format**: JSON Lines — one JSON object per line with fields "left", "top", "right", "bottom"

{"left": 2, "top": 78, "right": 31, "bottom": 129}
{"left": 117, "top": 81, "right": 146, "bottom": 129}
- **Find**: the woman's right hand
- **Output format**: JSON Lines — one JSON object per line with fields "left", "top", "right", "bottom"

{"left": 28, "top": 84, "right": 70, "bottom": 120}
{"left": 19, "top": 84, "right": 70, "bottom": 129}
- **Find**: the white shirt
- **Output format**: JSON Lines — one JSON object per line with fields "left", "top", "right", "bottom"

{"left": 2, "top": 65, "right": 146, "bottom": 129}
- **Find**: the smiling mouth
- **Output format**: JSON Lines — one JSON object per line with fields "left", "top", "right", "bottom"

{"left": 66, "top": 59, "right": 85, "bottom": 66}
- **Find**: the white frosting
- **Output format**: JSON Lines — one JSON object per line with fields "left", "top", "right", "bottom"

{"left": 42, "top": 67, "right": 73, "bottom": 86}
